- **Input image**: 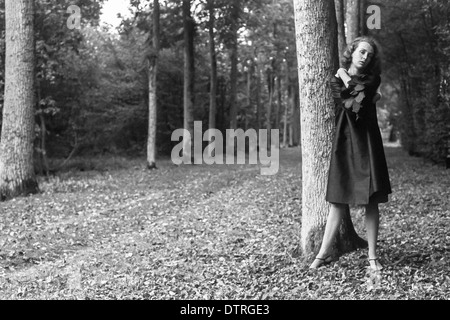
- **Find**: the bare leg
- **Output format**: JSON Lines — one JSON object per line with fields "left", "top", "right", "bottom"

{"left": 309, "top": 203, "right": 347, "bottom": 268}
{"left": 365, "top": 201, "right": 383, "bottom": 270}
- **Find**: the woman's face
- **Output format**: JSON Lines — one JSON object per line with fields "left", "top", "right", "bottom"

{"left": 351, "top": 41, "right": 374, "bottom": 71}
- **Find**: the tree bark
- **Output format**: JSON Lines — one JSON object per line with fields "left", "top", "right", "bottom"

{"left": 183, "top": 0, "right": 195, "bottom": 161}
{"left": 334, "top": 0, "right": 347, "bottom": 62}
{"left": 293, "top": 0, "right": 366, "bottom": 260}
{"left": 208, "top": 0, "right": 217, "bottom": 132}
{"left": 147, "top": 0, "right": 160, "bottom": 170}
{"left": 346, "top": 0, "right": 360, "bottom": 44}
{"left": 0, "top": 0, "right": 39, "bottom": 201}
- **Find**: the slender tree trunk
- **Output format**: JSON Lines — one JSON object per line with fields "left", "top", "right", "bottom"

{"left": 36, "top": 80, "right": 49, "bottom": 177}
{"left": 334, "top": 0, "right": 347, "bottom": 62}
{"left": 275, "top": 71, "right": 282, "bottom": 130}
{"left": 255, "top": 56, "right": 262, "bottom": 131}
{"left": 288, "top": 83, "right": 295, "bottom": 147}
{"left": 39, "top": 113, "right": 49, "bottom": 177}
{"left": 247, "top": 64, "right": 252, "bottom": 108}
{"left": 292, "top": 89, "right": 300, "bottom": 147}
{"left": 282, "top": 90, "right": 288, "bottom": 148}
{"left": 287, "top": 57, "right": 298, "bottom": 147}
{"left": 147, "top": 0, "right": 160, "bottom": 170}
{"left": 183, "top": 0, "right": 195, "bottom": 161}
{"left": 0, "top": 0, "right": 39, "bottom": 201}
{"left": 229, "top": 0, "right": 239, "bottom": 130}
{"left": 359, "top": 0, "right": 368, "bottom": 36}
{"left": 346, "top": 0, "right": 360, "bottom": 44}
{"left": 266, "top": 67, "right": 274, "bottom": 133}
{"left": 208, "top": 0, "right": 217, "bottom": 132}
{"left": 293, "top": 0, "right": 366, "bottom": 259}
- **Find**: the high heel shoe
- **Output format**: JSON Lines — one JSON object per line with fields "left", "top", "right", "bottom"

{"left": 309, "top": 255, "right": 333, "bottom": 269}
{"left": 368, "top": 258, "right": 384, "bottom": 271}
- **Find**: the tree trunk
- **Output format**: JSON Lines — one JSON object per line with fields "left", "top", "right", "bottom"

{"left": 39, "top": 113, "right": 49, "bottom": 177}
{"left": 229, "top": 0, "right": 239, "bottom": 131}
{"left": 255, "top": 55, "right": 262, "bottom": 131}
{"left": 208, "top": 0, "right": 217, "bottom": 132}
{"left": 147, "top": 0, "right": 160, "bottom": 170}
{"left": 292, "top": 89, "right": 300, "bottom": 146}
{"left": 293, "top": 0, "right": 366, "bottom": 260}
{"left": 346, "top": 0, "right": 360, "bottom": 44}
{"left": 266, "top": 66, "right": 275, "bottom": 147}
{"left": 0, "top": 0, "right": 39, "bottom": 201}
{"left": 36, "top": 80, "right": 49, "bottom": 177}
{"left": 287, "top": 57, "right": 299, "bottom": 147}
{"left": 359, "top": 0, "right": 368, "bottom": 36}
{"left": 183, "top": 0, "right": 195, "bottom": 161}
{"left": 334, "top": 0, "right": 347, "bottom": 62}
{"left": 247, "top": 64, "right": 252, "bottom": 108}
{"left": 288, "top": 83, "right": 295, "bottom": 147}
{"left": 276, "top": 71, "right": 282, "bottom": 130}
{"left": 282, "top": 90, "right": 288, "bottom": 148}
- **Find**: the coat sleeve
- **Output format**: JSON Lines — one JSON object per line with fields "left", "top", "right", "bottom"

{"left": 330, "top": 75, "right": 344, "bottom": 104}
{"left": 330, "top": 74, "right": 381, "bottom": 104}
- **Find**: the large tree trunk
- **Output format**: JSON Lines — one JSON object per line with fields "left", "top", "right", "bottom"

{"left": 147, "top": 0, "right": 160, "bottom": 170}
{"left": 229, "top": 0, "right": 239, "bottom": 131}
{"left": 293, "top": 0, "right": 366, "bottom": 259}
{"left": 183, "top": 0, "right": 195, "bottom": 161}
{"left": 208, "top": 0, "right": 217, "bottom": 132}
{"left": 0, "top": 0, "right": 39, "bottom": 201}
{"left": 346, "top": 0, "right": 360, "bottom": 44}
{"left": 334, "top": 0, "right": 347, "bottom": 62}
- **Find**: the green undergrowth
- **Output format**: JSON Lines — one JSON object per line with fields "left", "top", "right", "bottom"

{"left": 0, "top": 146, "right": 449, "bottom": 299}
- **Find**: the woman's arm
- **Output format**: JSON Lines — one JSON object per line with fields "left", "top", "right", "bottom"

{"left": 372, "top": 86, "right": 382, "bottom": 103}
{"left": 335, "top": 68, "right": 352, "bottom": 88}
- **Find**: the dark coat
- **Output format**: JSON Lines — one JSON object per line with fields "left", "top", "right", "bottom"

{"left": 326, "top": 73, "right": 392, "bottom": 205}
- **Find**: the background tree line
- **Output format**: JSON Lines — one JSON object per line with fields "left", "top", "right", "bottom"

{"left": 0, "top": 0, "right": 299, "bottom": 168}
{"left": 0, "top": 0, "right": 449, "bottom": 202}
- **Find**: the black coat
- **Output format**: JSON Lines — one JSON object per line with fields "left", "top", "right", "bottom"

{"left": 326, "top": 73, "right": 392, "bottom": 205}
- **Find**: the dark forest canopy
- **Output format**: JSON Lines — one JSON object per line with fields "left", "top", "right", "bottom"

{"left": 0, "top": 0, "right": 449, "bottom": 172}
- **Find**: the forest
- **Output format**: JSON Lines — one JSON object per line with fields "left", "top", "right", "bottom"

{"left": 1, "top": 0, "right": 449, "bottom": 174}
{"left": 0, "top": 0, "right": 449, "bottom": 301}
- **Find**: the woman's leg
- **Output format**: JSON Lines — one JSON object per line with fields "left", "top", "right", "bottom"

{"left": 365, "top": 201, "right": 383, "bottom": 270}
{"left": 309, "top": 203, "right": 347, "bottom": 268}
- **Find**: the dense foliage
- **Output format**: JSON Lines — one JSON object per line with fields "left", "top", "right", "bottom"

{"left": 376, "top": 0, "right": 450, "bottom": 163}
{"left": 0, "top": 0, "right": 448, "bottom": 169}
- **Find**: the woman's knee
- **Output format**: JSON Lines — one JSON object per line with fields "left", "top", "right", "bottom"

{"left": 330, "top": 202, "right": 348, "bottom": 212}
{"left": 365, "top": 202, "right": 379, "bottom": 214}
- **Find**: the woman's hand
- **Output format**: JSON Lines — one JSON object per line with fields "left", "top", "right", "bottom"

{"left": 372, "top": 92, "right": 382, "bottom": 103}
{"left": 335, "top": 68, "right": 348, "bottom": 79}
{"left": 335, "top": 68, "right": 352, "bottom": 88}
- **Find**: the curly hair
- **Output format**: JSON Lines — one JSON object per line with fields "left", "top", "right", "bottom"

{"left": 341, "top": 36, "right": 382, "bottom": 76}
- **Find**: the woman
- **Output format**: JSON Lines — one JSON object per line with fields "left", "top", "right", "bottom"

{"left": 309, "top": 36, "right": 392, "bottom": 271}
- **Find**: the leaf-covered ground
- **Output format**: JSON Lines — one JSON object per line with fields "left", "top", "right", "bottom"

{"left": 0, "top": 146, "right": 449, "bottom": 300}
